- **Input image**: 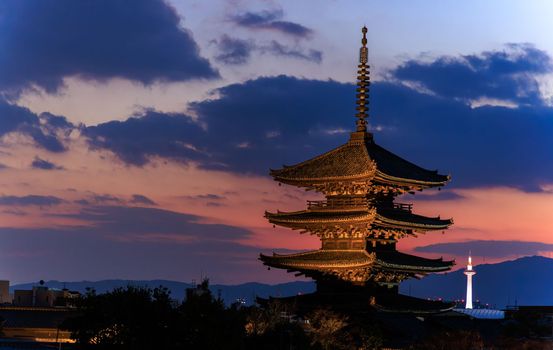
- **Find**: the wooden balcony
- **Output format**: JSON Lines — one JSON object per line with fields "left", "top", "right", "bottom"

{"left": 393, "top": 203, "right": 413, "bottom": 212}
{"left": 307, "top": 197, "right": 368, "bottom": 211}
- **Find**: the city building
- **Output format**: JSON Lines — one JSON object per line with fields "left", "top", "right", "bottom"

{"left": 259, "top": 27, "right": 455, "bottom": 314}
{"left": 0, "top": 280, "right": 10, "bottom": 303}
{"left": 13, "top": 281, "right": 80, "bottom": 308}
{"left": 0, "top": 280, "right": 80, "bottom": 344}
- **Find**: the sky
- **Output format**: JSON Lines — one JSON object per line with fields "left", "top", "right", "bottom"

{"left": 1, "top": 0, "right": 553, "bottom": 285}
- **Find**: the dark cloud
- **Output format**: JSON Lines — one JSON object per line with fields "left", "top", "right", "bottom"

{"left": 231, "top": 10, "right": 312, "bottom": 38}
{"left": 390, "top": 44, "right": 552, "bottom": 105}
{"left": 214, "top": 35, "right": 255, "bottom": 65}
{"left": 73, "top": 194, "right": 124, "bottom": 205}
{"left": 415, "top": 240, "right": 553, "bottom": 259}
{"left": 0, "top": 100, "right": 69, "bottom": 152}
{"left": 82, "top": 46, "right": 553, "bottom": 190}
{"left": 83, "top": 75, "right": 351, "bottom": 173}
{"left": 262, "top": 41, "right": 322, "bottom": 63}
{"left": 0, "top": 0, "right": 218, "bottom": 94}
{"left": 0, "top": 195, "right": 64, "bottom": 206}
{"left": 31, "top": 156, "right": 64, "bottom": 170}
{"left": 84, "top": 110, "right": 206, "bottom": 166}
{"left": 38, "top": 112, "right": 75, "bottom": 133}
{"left": 370, "top": 81, "right": 553, "bottom": 190}
{"left": 54, "top": 206, "right": 250, "bottom": 241}
{"left": 214, "top": 35, "right": 322, "bottom": 65}
{"left": 181, "top": 194, "right": 226, "bottom": 207}
{"left": 130, "top": 194, "right": 157, "bottom": 206}
{"left": 90, "top": 194, "right": 124, "bottom": 204}
{"left": 185, "top": 75, "right": 355, "bottom": 174}
{"left": 195, "top": 194, "right": 226, "bottom": 200}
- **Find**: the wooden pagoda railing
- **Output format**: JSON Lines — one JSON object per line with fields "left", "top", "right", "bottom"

{"left": 307, "top": 197, "right": 368, "bottom": 210}
{"left": 307, "top": 198, "right": 413, "bottom": 213}
{"left": 393, "top": 203, "right": 413, "bottom": 212}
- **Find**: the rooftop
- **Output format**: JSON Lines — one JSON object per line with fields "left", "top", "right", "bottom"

{"left": 271, "top": 131, "right": 449, "bottom": 190}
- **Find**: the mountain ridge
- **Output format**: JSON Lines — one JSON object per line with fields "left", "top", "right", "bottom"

{"left": 9, "top": 255, "right": 552, "bottom": 308}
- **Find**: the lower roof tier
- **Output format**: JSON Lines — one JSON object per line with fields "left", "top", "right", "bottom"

{"left": 259, "top": 249, "right": 454, "bottom": 283}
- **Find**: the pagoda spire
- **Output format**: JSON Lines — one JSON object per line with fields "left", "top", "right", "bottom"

{"left": 355, "top": 26, "right": 370, "bottom": 132}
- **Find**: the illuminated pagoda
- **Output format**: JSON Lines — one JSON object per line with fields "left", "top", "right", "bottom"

{"left": 260, "top": 27, "right": 455, "bottom": 313}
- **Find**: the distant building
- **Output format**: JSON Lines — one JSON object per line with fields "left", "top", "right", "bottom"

{"left": 0, "top": 306, "right": 76, "bottom": 343}
{"left": 0, "top": 280, "right": 81, "bottom": 343}
{"left": 0, "top": 280, "right": 10, "bottom": 303}
{"left": 13, "top": 281, "right": 80, "bottom": 308}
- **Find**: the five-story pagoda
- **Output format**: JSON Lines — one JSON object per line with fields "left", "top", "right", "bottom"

{"left": 260, "top": 27, "right": 455, "bottom": 313}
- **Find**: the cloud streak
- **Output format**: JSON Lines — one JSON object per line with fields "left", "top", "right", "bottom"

{"left": 214, "top": 35, "right": 322, "bottom": 65}
{"left": 31, "top": 157, "right": 64, "bottom": 170}
{"left": 390, "top": 44, "right": 552, "bottom": 105}
{"left": 415, "top": 240, "right": 553, "bottom": 258}
{"left": 231, "top": 10, "right": 313, "bottom": 38}
{"left": 0, "top": 100, "right": 69, "bottom": 152}
{"left": 0, "top": 195, "right": 64, "bottom": 207}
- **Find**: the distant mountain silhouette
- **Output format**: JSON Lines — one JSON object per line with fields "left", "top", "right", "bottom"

{"left": 10, "top": 279, "right": 315, "bottom": 306}
{"left": 400, "top": 255, "right": 553, "bottom": 309}
{"left": 10, "top": 256, "right": 552, "bottom": 308}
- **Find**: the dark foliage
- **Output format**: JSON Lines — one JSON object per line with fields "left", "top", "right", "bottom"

{"left": 61, "top": 286, "right": 181, "bottom": 349}
{"left": 61, "top": 281, "right": 248, "bottom": 349}
{"left": 61, "top": 282, "right": 386, "bottom": 349}
{"left": 179, "top": 280, "right": 246, "bottom": 349}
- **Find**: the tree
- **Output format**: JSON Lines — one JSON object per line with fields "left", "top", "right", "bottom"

{"left": 61, "top": 286, "right": 180, "bottom": 349}
{"left": 180, "top": 279, "right": 246, "bottom": 349}
{"left": 244, "top": 300, "right": 310, "bottom": 350}
{"left": 411, "top": 330, "right": 484, "bottom": 350}
{"left": 304, "top": 308, "right": 352, "bottom": 350}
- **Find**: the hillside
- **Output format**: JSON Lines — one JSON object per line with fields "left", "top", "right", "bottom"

{"left": 10, "top": 256, "right": 552, "bottom": 308}
{"left": 400, "top": 255, "right": 553, "bottom": 308}
{"left": 10, "top": 279, "right": 315, "bottom": 306}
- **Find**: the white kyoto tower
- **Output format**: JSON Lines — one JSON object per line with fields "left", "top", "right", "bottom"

{"left": 464, "top": 252, "right": 476, "bottom": 309}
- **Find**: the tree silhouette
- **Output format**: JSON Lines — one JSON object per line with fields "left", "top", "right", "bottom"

{"left": 61, "top": 286, "right": 180, "bottom": 349}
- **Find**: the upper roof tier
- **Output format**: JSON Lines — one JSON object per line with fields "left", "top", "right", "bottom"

{"left": 270, "top": 132, "right": 450, "bottom": 193}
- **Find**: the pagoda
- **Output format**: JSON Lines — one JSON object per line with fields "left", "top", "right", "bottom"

{"left": 260, "top": 27, "right": 455, "bottom": 313}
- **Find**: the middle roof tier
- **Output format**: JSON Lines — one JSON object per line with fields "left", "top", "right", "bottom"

{"left": 265, "top": 206, "right": 452, "bottom": 240}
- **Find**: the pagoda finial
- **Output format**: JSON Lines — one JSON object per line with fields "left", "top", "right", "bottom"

{"left": 355, "top": 26, "right": 370, "bottom": 132}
